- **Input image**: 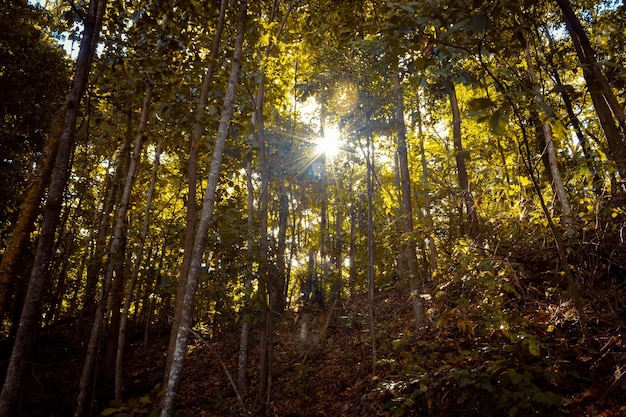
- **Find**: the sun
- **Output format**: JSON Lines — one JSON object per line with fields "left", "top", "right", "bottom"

{"left": 316, "top": 125, "right": 342, "bottom": 157}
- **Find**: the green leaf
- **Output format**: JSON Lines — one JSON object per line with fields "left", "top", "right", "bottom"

{"left": 490, "top": 109, "right": 507, "bottom": 135}
{"left": 528, "top": 338, "right": 540, "bottom": 356}
{"left": 468, "top": 97, "right": 496, "bottom": 111}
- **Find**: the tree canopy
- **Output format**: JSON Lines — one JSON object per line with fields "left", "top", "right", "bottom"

{"left": 1, "top": 0, "right": 625, "bottom": 416}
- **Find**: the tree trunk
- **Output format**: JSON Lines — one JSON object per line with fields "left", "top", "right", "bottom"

{"left": 0, "top": 1, "right": 106, "bottom": 415}
{"left": 524, "top": 41, "right": 576, "bottom": 236}
{"left": 348, "top": 166, "right": 357, "bottom": 295}
{"left": 115, "top": 134, "right": 164, "bottom": 401}
{"left": 0, "top": 106, "right": 64, "bottom": 324}
{"left": 255, "top": 2, "right": 295, "bottom": 403}
{"left": 80, "top": 110, "right": 132, "bottom": 337}
{"left": 415, "top": 89, "right": 438, "bottom": 280}
{"left": 393, "top": 69, "right": 424, "bottom": 329}
{"left": 159, "top": 3, "right": 247, "bottom": 415}
{"left": 256, "top": 72, "right": 273, "bottom": 407}
{"left": 366, "top": 115, "right": 377, "bottom": 369}
{"left": 164, "top": 0, "right": 227, "bottom": 385}
{"left": 544, "top": 28, "right": 599, "bottom": 187}
{"left": 448, "top": 81, "right": 481, "bottom": 241}
{"left": 555, "top": 0, "right": 626, "bottom": 178}
{"left": 276, "top": 180, "right": 289, "bottom": 313}
{"left": 237, "top": 159, "right": 255, "bottom": 396}
{"left": 333, "top": 193, "right": 343, "bottom": 299}
{"left": 75, "top": 81, "right": 153, "bottom": 417}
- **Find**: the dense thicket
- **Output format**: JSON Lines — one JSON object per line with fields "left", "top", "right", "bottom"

{"left": 1, "top": 0, "right": 625, "bottom": 416}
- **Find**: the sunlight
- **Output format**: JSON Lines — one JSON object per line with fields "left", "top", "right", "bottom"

{"left": 316, "top": 125, "right": 342, "bottom": 157}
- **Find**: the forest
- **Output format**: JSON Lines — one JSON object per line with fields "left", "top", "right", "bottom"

{"left": 1, "top": 0, "right": 625, "bottom": 415}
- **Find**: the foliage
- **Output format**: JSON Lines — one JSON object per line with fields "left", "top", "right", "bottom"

{"left": 376, "top": 248, "right": 568, "bottom": 416}
{"left": 100, "top": 384, "right": 163, "bottom": 417}
{"left": 0, "top": 0, "right": 69, "bottom": 242}
{"left": 3, "top": 0, "right": 626, "bottom": 415}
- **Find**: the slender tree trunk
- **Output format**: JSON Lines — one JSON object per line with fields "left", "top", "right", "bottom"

{"left": 0, "top": 1, "right": 106, "bottom": 415}
{"left": 75, "top": 82, "right": 153, "bottom": 417}
{"left": 256, "top": 74, "right": 273, "bottom": 406}
{"left": 520, "top": 127, "right": 589, "bottom": 337}
{"left": 544, "top": 28, "right": 599, "bottom": 186}
{"left": 276, "top": 180, "right": 289, "bottom": 313}
{"left": 255, "top": 2, "right": 295, "bottom": 403}
{"left": 333, "top": 194, "right": 343, "bottom": 299}
{"left": 393, "top": 69, "right": 424, "bottom": 329}
{"left": 237, "top": 159, "right": 255, "bottom": 396}
{"left": 105, "top": 217, "right": 127, "bottom": 380}
{"left": 348, "top": 166, "right": 357, "bottom": 295}
{"left": 160, "top": 3, "right": 247, "bottom": 415}
{"left": 0, "top": 106, "right": 65, "bottom": 323}
{"left": 524, "top": 42, "right": 576, "bottom": 236}
{"left": 164, "top": 0, "right": 227, "bottom": 385}
{"left": 555, "top": 0, "right": 626, "bottom": 178}
{"left": 415, "top": 90, "right": 438, "bottom": 279}
{"left": 115, "top": 134, "right": 163, "bottom": 400}
{"left": 365, "top": 115, "right": 377, "bottom": 369}
{"left": 448, "top": 82, "right": 481, "bottom": 241}
{"left": 80, "top": 111, "right": 131, "bottom": 336}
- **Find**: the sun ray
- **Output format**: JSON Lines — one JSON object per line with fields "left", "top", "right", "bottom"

{"left": 316, "top": 125, "right": 342, "bottom": 157}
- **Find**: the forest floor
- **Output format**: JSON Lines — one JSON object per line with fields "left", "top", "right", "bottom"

{"left": 134, "top": 272, "right": 625, "bottom": 417}
{"left": 6, "top": 248, "right": 626, "bottom": 417}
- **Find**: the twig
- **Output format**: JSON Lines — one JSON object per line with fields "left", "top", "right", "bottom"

{"left": 599, "top": 364, "right": 626, "bottom": 404}
{"left": 302, "top": 298, "right": 338, "bottom": 364}
{"left": 186, "top": 326, "right": 249, "bottom": 416}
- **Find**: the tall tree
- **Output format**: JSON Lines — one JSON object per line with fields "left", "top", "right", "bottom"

{"left": 160, "top": 2, "right": 248, "bottom": 415}
{"left": 555, "top": 0, "right": 626, "bottom": 178}
{"left": 163, "top": 0, "right": 227, "bottom": 385}
{"left": 366, "top": 114, "right": 377, "bottom": 369}
{"left": 523, "top": 30, "right": 575, "bottom": 236}
{"left": 448, "top": 81, "right": 481, "bottom": 241}
{"left": 75, "top": 80, "right": 154, "bottom": 417}
{"left": 0, "top": 1, "right": 69, "bottom": 326}
{"left": 392, "top": 68, "right": 424, "bottom": 329}
{"left": 413, "top": 88, "right": 438, "bottom": 278}
{"left": 114, "top": 134, "right": 164, "bottom": 400}
{"left": 0, "top": 0, "right": 107, "bottom": 415}
{"left": 252, "top": 0, "right": 297, "bottom": 404}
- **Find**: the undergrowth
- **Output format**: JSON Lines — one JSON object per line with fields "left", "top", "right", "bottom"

{"left": 374, "top": 236, "right": 624, "bottom": 417}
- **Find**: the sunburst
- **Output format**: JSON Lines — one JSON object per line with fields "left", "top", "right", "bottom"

{"left": 315, "top": 125, "right": 342, "bottom": 158}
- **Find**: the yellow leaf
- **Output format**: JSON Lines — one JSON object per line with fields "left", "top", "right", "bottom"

{"left": 528, "top": 339, "right": 540, "bottom": 356}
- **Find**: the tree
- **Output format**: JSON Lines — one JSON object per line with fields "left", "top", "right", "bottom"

{"left": 163, "top": 0, "right": 227, "bottom": 385}
{"left": 555, "top": 0, "right": 626, "bottom": 178}
{"left": 0, "top": 0, "right": 70, "bottom": 327}
{"left": 523, "top": 29, "right": 575, "bottom": 236}
{"left": 75, "top": 81, "right": 154, "bottom": 416}
{"left": 160, "top": 2, "right": 248, "bottom": 414}
{"left": 448, "top": 81, "right": 482, "bottom": 241}
{"left": 392, "top": 68, "right": 425, "bottom": 328}
{"left": 0, "top": 0, "right": 107, "bottom": 414}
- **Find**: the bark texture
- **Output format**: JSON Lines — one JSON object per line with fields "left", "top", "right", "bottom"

{"left": 0, "top": 1, "right": 106, "bottom": 415}
{"left": 0, "top": 106, "right": 64, "bottom": 322}
{"left": 393, "top": 69, "right": 424, "bottom": 329}
{"left": 524, "top": 41, "right": 575, "bottom": 236}
{"left": 448, "top": 82, "right": 481, "bottom": 241}
{"left": 164, "top": 0, "right": 227, "bottom": 385}
{"left": 555, "top": 0, "right": 626, "bottom": 177}
{"left": 159, "top": 2, "right": 247, "bottom": 415}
